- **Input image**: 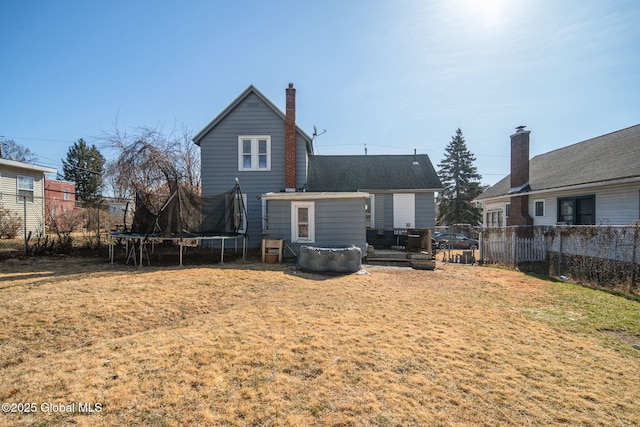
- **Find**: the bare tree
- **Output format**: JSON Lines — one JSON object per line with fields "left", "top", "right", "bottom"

{"left": 174, "top": 125, "right": 201, "bottom": 192}
{"left": 101, "top": 124, "right": 200, "bottom": 204}
{"left": 0, "top": 139, "right": 38, "bottom": 163}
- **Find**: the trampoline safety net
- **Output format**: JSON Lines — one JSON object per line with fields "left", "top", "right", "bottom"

{"left": 129, "top": 180, "right": 247, "bottom": 237}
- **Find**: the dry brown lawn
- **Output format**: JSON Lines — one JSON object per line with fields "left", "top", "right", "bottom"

{"left": 0, "top": 257, "right": 639, "bottom": 426}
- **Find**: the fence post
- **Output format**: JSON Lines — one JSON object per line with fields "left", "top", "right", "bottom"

{"left": 511, "top": 229, "right": 517, "bottom": 268}
{"left": 558, "top": 230, "right": 563, "bottom": 276}
{"left": 23, "top": 195, "right": 28, "bottom": 255}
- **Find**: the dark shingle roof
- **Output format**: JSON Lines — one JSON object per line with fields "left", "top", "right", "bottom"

{"left": 306, "top": 154, "right": 443, "bottom": 192}
{"left": 477, "top": 124, "right": 640, "bottom": 200}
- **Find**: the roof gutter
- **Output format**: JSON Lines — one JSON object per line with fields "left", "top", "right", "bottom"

{"left": 261, "top": 191, "right": 370, "bottom": 201}
{"left": 358, "top": 188, "right": 442, "bottom": 194}
{"left": 0, "top": 158, "right": 57, "bottom": 174}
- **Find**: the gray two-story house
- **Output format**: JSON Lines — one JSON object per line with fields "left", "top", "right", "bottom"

{"left": 193, "top": 84, "right": 442, "bottom": 254}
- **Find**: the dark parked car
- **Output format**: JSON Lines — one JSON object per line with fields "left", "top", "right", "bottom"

{"left": 433, "top": 232, "right": 479, "bottom": 250}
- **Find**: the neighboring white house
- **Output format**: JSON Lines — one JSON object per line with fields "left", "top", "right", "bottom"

{"left": 475, "top": 124, "right": 640, "bottom": 226}
{"left": 0, "top": 158, "right": 57, "bottom": 237}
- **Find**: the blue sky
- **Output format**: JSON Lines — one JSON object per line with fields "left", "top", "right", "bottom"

{"left": 1, "top": 0, "right": 638, "bottom": 186}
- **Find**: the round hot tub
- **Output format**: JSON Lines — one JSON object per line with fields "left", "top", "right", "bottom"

{"left": 297, "top": 245, "right": 362, "bottom": 273}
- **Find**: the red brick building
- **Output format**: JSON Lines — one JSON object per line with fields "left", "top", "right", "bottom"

{"left": 44, "top": 178, "right": 78, "bottom": 230}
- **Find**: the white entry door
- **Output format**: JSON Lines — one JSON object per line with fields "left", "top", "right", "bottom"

{"left": 393, "top": 193, "right": 415, "bottom": 228}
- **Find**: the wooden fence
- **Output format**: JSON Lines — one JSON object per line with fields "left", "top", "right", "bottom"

{"left": 481, "top": 231, "right": 547, "bottom": 265}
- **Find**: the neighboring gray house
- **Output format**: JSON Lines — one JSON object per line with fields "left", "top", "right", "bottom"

{"left": 0, "top": 158, "right": 57, "bottom": 237}
{"left": 193, "top": 83, "right": 442, "bottom": 253}
{"left": 476, "top": 124, "right": 640, "bottom": 226}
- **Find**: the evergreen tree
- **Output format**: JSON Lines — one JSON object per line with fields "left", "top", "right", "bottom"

{"left": 61, "top": 139, "right": 105, "bottom": 203}
{"left": 437, "top": 128, "right": 484, "bottom": 226}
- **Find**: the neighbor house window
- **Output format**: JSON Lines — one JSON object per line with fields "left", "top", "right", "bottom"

{"left": 486, "top": 210, "right": 503, "bottom": 227}
{"left": 291, "top": 201, "right": 315, "bottom": 243}
{"left": 534, "top": 199, "right": 545, "bottom": 217}
{"left": 64, "top": 189, "right": 70, "bottom": 201}
{"left": 505, "top": 203, "right": 511, "bottom": 220}
{"left": 17, "top": 175, "right": 35, "bottom": 202}
{"left": 557, "top": 195, "right": 595, "bottom": 225}
{"left": 365, "top": 195, "right": 375, "bottom": 228}
{"left": 238, "top": 136, "right": 271, "bottom": 171}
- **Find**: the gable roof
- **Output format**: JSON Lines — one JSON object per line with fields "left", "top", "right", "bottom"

{"left": 477, "top": 124, "right": 640, "bottom": 200}
{"left": 306, "top": 154, "right": 443, "bottom": 192}
{"left": 0, "top": 157, "right": 56, "bottom": 174}
{"left": 192, "top": 84, "right": 313, "bottom": 153}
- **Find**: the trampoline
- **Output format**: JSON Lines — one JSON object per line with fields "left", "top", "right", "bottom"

{"left": 108, "top": 178, "right": 248, "bottom": 266}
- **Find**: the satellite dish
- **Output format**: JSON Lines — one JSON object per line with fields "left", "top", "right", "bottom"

{"left": 312, "top": 126, "right": 326, "bottom": 138}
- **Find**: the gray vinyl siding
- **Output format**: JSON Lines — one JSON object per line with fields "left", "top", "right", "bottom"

{"left": 199, "top": 92, "right": 309, "bottom": 245}
{"left": 373, "top": 193, "right": 385, "bottom": 228}
{"left": 384, "top": 194, "right": 394, "bottom": 228}
{"left": 265, "top": 198, "right": 367, "bottom": 255}
{"left": 370, "top": 192, "right": 435, "bottom": 230}
{"left": 415, "top": 192, "right": 436, "bottom": 229}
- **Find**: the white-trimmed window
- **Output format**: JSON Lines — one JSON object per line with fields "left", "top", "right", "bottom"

{"left": 17, "top": 175, "right": 35, "bottom": 202}
{"left": 291, "top": 201, "right": 315, "bottom": 243}
{"left": 486, "top": 209, "right": 504, "bottom": 227}
{"left": 534, "top": 199, "right": 545, "bottom": 217}
{"left": 238, "top": 136, "right": 271, "bottom": 171}
{"left": 64, "top": 189, "right": 70, "bottom": 201}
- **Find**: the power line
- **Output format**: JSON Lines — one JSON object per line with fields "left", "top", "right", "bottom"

{"left": 1, "top": 135, "right": 78, "bottom": 144}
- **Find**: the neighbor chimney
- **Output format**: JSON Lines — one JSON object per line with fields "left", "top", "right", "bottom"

{"left": 508, "top": 126, "right": 533, "bottom": 226}
{"left": 285, "top": 83, "right": 296, "bottom": 191}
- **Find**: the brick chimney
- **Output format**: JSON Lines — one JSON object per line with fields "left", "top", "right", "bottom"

{"left": 285, "top": 83, "right": 296, "bottom": 191}
{"left": 507, "top": 126, "right": 533, "bottom": 226}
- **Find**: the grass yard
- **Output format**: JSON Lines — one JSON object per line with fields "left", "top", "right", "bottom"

{"left": 0, "top": 257, "right": 639, "bottom": 426}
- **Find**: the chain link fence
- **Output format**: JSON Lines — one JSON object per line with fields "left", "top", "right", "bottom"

{"left": 0, "top": 192, "right": 133, "bottom": 258}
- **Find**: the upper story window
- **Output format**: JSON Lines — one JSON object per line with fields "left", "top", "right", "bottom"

{"left": 17, "top": 175, "right": 35, "bottom": 202}
{"left": 238, "top": 136, "right": 271, "bottom": 171}
{"left": 534, "top": 199, "right": 545, "bottom": 217}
